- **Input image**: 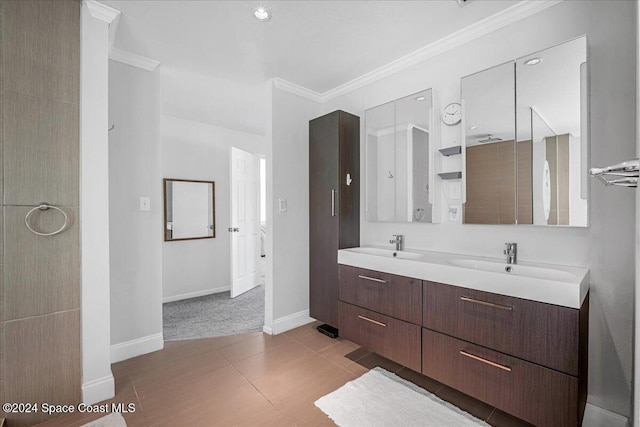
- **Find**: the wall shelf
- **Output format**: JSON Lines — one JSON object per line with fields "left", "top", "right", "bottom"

{"left": 439, "top": 146, "right": 462, "bottom": 156}
{"left": 438, "top": 171, "right": 462, "bottom": 180}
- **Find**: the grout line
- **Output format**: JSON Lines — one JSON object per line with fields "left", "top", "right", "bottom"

{"left": 222, "top": 354, "right": 293, "bottom": 425}
{"left": 486, "top": 407, "right": 497, "bottom": 423}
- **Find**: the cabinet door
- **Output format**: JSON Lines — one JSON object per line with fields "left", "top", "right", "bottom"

{"left": 423, "top": 281, "right": 579, "bottom": 375}
{"left": 339, "top": 301, "right": 421, "bottom": 372}
{"left": 339, "top": 265, "right": 422, "bottom": 324}
{"left": 337, "top": 111, "right": 360, "bottom": 249}
{"left": 422, "top": 328, "right": 579, "bottom": 427}
{"left": 309, "top": 112, "right": 340, "bottom": 326}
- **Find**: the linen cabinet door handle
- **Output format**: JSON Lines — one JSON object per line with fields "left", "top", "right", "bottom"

{"left": 460, "top": 296, "right": 513, "bottom": 311}
{"left": 357, "top": 315, "right": 386, "bottom": 327}
{"left": 331, "top": 189, "right": 336, "bottom": 217}
{"left": 357, "top": 275, "right": 387, "bottom": 284}
{"left": 459, "top": 350, "right": 512, "bottom": 372}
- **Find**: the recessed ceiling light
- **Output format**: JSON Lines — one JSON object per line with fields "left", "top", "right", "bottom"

{"left": 524, "top": 57, "right": 542, "bottom": 66}
{"left": 253, "top": 7, "right": 271, "bottom": 22}
{"left": 415, "top": 96, "right": 426, "bottom": 102}
{"left": 468, "top": 125, "right": 478, "bottom": 130}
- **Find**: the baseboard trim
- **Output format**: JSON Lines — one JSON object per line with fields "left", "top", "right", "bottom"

{"left": 111, "top": 333, "right": 164, "bottom": 363}
{"left": 162, "top": 287, "right": 230, "bottom": 303}
{"left": 262, "top": 325, "right": 273, "bottom": 335}
{"left": 583, "top": 403, "right": 628, "bottom": 427}
{"left": 82, "top": 374, "right": 115, "bottom": 405}
{"left": 270, "top": 310, "right": 314, "bottom": 335}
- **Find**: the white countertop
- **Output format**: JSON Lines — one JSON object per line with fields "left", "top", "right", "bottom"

{"left": 337, "top": 246, "right": 590, "bottom": 309}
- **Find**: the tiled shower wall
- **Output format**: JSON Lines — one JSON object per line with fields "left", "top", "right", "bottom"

{"left": 0, "top": 1, "right": 81, "bottom": 426}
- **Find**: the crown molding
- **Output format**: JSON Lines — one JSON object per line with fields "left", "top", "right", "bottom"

{"left": 321, "top": 0, "right": 564, "bottom": 102}
{"left": 272, "top": 78, "right": 322, "bottom": 103}
{"left": 109, "top": 47, "right": 160, "bottom": 72}
{"left": 84, "top": 0, "right": 121, "bottom": 24}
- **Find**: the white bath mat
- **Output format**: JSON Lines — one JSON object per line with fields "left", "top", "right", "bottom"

{"left": 80, "top": 412, "right": 127, "bottom": 427}
{"left": 315, "top": 367, "right": 490, "bottom": 427}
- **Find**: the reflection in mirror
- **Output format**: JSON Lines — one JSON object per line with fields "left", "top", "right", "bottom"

{"left": 164, "top": 178, "right": 215, "bottom": 241}
{"left": 462, "top": 62, "right": 516, "bottom": 224}
{"left": 365, "top": 89, "right": 433, "bottom": 223}
{"left": 517, "top": 36, "right": 587, "bottom": 226}
{"left": 463, "top": 36, "right": 588, "bottom": 227}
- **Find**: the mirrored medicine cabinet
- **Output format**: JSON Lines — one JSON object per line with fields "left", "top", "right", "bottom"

{"left": 365, "top": 89, "right": 436, "bottom": 223}
{"left": 462, "top": 36, "right": 588, "bottom": 227}
{"left": 164, "top": 178, "right": 216, "bottom": 241}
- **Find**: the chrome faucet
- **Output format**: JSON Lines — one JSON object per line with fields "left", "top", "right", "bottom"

{"left": 504, "top": 242, "right": 517, "bottom": 264}
{"left": 390, "top": 235, "right": 404, "bottom": 251}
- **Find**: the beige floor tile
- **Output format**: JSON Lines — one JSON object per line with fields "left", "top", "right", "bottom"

{"left": 250, "top": 353, "right": 355, "bottom": 405}
{"left": 233, "top": 341, "right": 316, "bottom": 382}
{"left": 217, "top": 332, "right": 293, "bottom": 362}
{"left": 284, "top": 322, "right": 340, "bottom": 353}
{"left": 272, "top": 366, "right": 355, "bottom": 426}
{"left": 318, "top": 339, "right": 369, "bottom": 376}
{"left": 205, "top": 332, "right": 263, "bottom": 350}
{"left": 131, "top": 349, "right": 229, "bottom": 398}
{"left": 139, "top": 365, "right": 249, "bottom": 425}
{"left": 125, "top": 339, "right": 217, "bottom": 377}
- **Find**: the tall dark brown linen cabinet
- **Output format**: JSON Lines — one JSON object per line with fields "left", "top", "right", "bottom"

{"left": 309, "top": 110, "right": 360, "bottom": 334}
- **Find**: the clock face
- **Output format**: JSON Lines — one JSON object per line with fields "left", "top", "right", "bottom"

{"left": 442, "top": 102, "right": 462, "bottom": 126}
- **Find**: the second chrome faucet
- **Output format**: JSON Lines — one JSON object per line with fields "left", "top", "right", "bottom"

{"left": 390, "top": 235, "right": 404, "bottom": 251}
{"left": 504, "top": 242, "right": 517, "bottom": 264}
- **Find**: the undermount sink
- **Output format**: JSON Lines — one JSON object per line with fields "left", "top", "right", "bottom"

{"left": 347, "top": 247, "right": 423, "bottom": 260}
{"left": 447, "top": 259, "right": 577, "bottom": 282}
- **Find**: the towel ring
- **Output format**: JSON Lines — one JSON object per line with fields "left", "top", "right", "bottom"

{"left": 24, "top": 203, "right": 68, "bottom": 236}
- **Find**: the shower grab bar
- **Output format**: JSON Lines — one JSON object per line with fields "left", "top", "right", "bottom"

{"left": 24, "top": 203, "right": 68, "bottom": 236}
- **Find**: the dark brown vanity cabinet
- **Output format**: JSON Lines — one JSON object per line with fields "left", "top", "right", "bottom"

{"left": 309, "top": 111, "right": 360, "bottom": 328}
{"left": 338, "top": 265, "right": 422, "bottom": 371}
{"left": 337, "top": 264, "right": 589, "bottom": 427}
{"left": 422, "top": 281, "right": 589, "bottom": 427}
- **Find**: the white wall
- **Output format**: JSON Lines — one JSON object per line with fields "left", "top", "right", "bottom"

{"left": 323, "top": 0, "right": 635, "bottom": 418}
{"left": 267, "top": 86, "right": 321, "bottom": 331}
{"left": 161, "top": 115, "right": 265, "bottom": 301}
{"left": 108, "top": 61, "right": 163, "bottom": 359}
{"left": 162, "top": 67, "right": 267, "bottom": 135}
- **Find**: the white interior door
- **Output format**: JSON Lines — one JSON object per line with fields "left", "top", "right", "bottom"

{"left": 230, "top": 147, "right": 260, "bottom": 298}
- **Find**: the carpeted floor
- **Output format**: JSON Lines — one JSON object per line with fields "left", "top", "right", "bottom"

{"left": 163, "top": 285, "right": 265, "bottom": 341}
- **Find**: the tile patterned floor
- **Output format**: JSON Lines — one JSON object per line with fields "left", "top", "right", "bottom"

{"left": 34, "top": 322, "right": 533, "bottom": 427}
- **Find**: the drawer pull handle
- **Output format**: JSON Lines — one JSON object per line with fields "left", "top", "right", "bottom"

{"left": 460, "top": 296, "right": 513, "bottom": 311}
{"left": 357, "top": 315, "right": 386, "bottom": 327}
{"left": 357, "top": 275, "right": 387, "bottom": 284}
{"left": 459, "top": 350, "right": 512, "bottom": 372}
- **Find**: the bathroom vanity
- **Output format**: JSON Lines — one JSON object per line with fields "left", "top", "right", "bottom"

{"left": 337, "top": 247, "right": 589, "bottom": 427}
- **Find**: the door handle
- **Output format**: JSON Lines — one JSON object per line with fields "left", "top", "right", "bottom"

{"left": 228, "top": 227, "right": 240, "bottom": 232}
{"left": 331, "top": 189, "right": 336, "bottom": 217}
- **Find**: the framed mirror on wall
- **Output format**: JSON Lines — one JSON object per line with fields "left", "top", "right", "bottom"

{"left": 462, "top": 36, "right": 588, "bottom": 227}
{"left": 365, "top": 89, "right": 436, "bottom": 223}
{"left": 163, "top": 178, "right": 216, "bottom": 241}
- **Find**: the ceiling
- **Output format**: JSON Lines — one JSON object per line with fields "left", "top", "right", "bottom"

{"left": 103, "top": 0, "right": 521, "bottom": 94}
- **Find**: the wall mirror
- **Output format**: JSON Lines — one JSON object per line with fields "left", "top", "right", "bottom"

{"left": 365, "top": 89, "right": 434, "bottom": 223}
{"left": 462, "top": 36, "right": 588, "bottom": 226}
{"left": 164, "top": 178, "right": 216, "bottom": 241}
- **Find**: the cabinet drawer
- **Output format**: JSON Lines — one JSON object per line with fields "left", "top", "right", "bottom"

{"left": 422, "top": 328, "right": 579, "bottom": 427}
{"left": 339, "top": 301, "right": 421, "bottom": 372}
{"left": 423, "top": 281, "right": 580, "bottom": 375}
{"left": 339, "top": 265, "right": 422, "bottom": 324}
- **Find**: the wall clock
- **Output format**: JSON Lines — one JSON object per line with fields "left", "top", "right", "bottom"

{"left": 442, "top": 102, "right": 462, "bottom": 126}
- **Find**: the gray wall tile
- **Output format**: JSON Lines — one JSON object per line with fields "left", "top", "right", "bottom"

{"left": 4, "top": 91, "right": 79, "bottom": 206}
{"left": 2, "top": 0, "right": 79, "bottom": 104}
{"left": 4, "top": 310, "right": 81, "bottom": 427}
{"left": 4, "top": 206, "right": 79, "bottom": 320}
